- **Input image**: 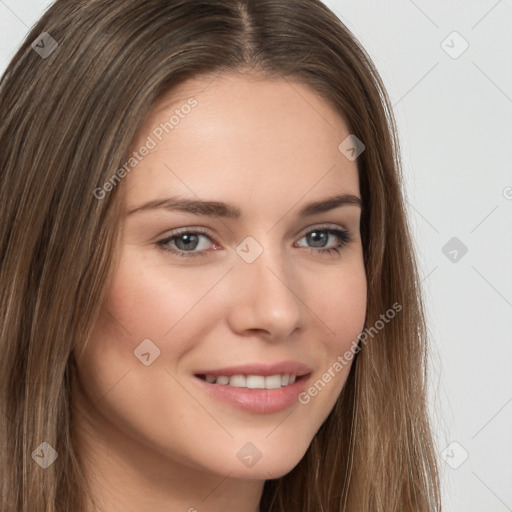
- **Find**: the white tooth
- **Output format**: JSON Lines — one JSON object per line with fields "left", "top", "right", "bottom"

{"left": 210, "top": 374, "right": 296, "bottom": 388}
{"left": 246, "top": 375, "right": 265, "bottom": 389}
{"left": 229, "top": 375, "right": 246, "bottom": 387}
{"left": 265, "top": 375, "right": 282, "bottom": 389}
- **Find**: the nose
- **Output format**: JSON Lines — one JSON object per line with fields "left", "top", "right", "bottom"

{"left": 226, "top": 247, "right": 305, "bottom": 340}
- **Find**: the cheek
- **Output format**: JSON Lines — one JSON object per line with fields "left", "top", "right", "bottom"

{"left": 73, "top": 252, "right": 222, "bottom": 456}
{"left": 316, "top": 261, "right": 367, "bottom": 349}
{"left": 299, "top": 261, "right": 366, "bottom": 410}
{"left": 99, "top": 258, "right": 174, "bottom": 340}
{"left": 79, "top": 248, "right": 229, "bottom": 403}
{"left": 74, "top": 254, "right": 177, "bottom": 397}
{"left": 96, "top": 250, "right": 219, "bottom": 342}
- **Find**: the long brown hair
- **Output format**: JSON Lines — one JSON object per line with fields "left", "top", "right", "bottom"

{"left": 0, "top": 1, "right": 442, "bottom": 510}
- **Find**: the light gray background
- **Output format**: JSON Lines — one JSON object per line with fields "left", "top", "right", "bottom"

{"left": 1, "top": 1, "right": 511, "bottom": 511}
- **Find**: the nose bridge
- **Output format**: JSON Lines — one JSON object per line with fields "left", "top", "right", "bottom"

{"left": 228, "top": 238, "right": 304, "bottom": 337}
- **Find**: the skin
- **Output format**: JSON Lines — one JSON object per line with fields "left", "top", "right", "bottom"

{"left": 72, "top": 71, "right": 367, "bottom": 512}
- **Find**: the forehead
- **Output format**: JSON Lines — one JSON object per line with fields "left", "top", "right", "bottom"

{"left": 124, "top": 72, "right": 360, "bottom": 212}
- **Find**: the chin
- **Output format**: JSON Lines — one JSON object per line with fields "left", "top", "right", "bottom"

{"left": 224, "top": 440, "right": 311, "bottom": 480}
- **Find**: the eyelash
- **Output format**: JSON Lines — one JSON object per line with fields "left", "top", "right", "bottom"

{"left": 155, "top": 225, "right": 354, "bottom": 258}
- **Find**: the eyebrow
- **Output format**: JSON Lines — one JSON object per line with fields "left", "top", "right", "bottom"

{"left": 126, "top": 193, "right": 362, "bottom": 218}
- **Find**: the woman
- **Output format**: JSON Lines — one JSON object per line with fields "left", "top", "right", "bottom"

{"left": 0, "top": 0, "right": 442, "bottom": 510}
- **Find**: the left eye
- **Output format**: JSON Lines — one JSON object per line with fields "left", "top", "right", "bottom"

{"left": 156, "top": 226, "right": 352, "bottom": 258}
{"left": 295, "top": 227, "right": 352, "bottom": 255}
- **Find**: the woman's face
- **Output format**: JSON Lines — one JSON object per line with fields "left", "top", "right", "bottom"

{"left": 73, "top": 72, "right": 367, "bottom": 485}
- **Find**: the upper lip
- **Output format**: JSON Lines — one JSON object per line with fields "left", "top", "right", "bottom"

{"left": 194, "top": 361, "right": 312, "bottom": 377}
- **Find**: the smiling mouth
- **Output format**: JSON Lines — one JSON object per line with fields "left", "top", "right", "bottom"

{"left": 195, "top": 373, "right": 309, "bottom": 390}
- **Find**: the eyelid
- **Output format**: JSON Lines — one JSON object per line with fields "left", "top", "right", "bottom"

{"left": 161, "top": 225, "right": 212, "bottom": 236}
{"left": 156, "top": 225, "right": 217, "bottom": 244}
{"left": 295, "top": 222, "right": 349, "bottom": 238}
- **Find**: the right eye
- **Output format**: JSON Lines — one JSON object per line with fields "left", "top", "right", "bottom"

{"left": 156, "top": 228, "right": 220, "bottom": 258}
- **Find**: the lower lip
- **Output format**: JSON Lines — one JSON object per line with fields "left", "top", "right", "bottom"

{"left": 193, "top": 374, "right": 311, "bottom": 414}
